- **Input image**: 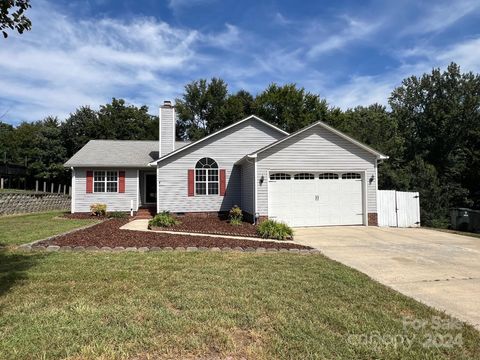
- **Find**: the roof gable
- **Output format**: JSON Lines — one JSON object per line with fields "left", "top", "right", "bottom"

{"left": 149, "top": 115, "right": 289, "bottom": 165}
{"left": 248, "top": 121, "right": 388, "bottom": 160}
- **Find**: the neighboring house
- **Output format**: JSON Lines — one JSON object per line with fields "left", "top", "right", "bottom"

{"left": 65, "top": 101, "right": 388, "bottom": 226}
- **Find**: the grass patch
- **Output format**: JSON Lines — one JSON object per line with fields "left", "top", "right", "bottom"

{"left": 0, "top": 211, "right": 98, "bottom": 246}
{"left": 429, "top": 228, "right": 480, "bottom": 239}
{"left": 0, "top": 250, "right": 478, "bottom": 359}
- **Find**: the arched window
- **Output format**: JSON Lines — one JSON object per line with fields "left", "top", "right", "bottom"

{"left": 195, "top": 157, "right": 219, "bottom": 195}
{"left": 318, "top": 173, "right": 339, "bottom": 180}
{"left": 294, "top": 173, "right": 314, "bottom": 180}
{"left": 270, "top": 173, "right": 291, "bottom": 180}
{"left": 341, "top": 172, "right": 361, "bottom": 179}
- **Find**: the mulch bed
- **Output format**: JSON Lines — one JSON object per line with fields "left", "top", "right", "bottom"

{"left": 38, "top": 219, "right": 310, "bottom": 250}
{"left": 159, "top": 215, "right": 260, "bottom": 237}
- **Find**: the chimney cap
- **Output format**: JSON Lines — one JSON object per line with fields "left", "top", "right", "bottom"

{"left": 162, "top": 100, "right": 172, "bottom": 108}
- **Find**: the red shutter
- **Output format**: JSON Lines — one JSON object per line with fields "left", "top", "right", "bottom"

{"left": 220, "top": 169, "right": 226, "bottom": 196}
{"left": 86, "top": 171, "right": 93, "bottom": 193}
{"left": 188, "top": 169, "right": 194, "bottom": 196}
{"left": 119, "top": 171, "right": 125, "bottom": 193}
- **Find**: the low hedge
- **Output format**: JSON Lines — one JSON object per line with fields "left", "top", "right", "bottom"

{"left": 149, "top": 211, "right": 180, "bottom": 228}
{"left": 257, "top": 220, "right": 293, "bottom": 240}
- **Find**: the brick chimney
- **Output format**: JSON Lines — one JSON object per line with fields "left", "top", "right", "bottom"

{"left": 159, "top": 100, "right": 175, "bottom": 157}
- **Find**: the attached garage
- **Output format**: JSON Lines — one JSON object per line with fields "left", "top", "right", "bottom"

{"left": 268, "top": 171, "right": 365, "bottom": 227}
{"left": 239, "top": 121, "right": 388, "bottom": 227}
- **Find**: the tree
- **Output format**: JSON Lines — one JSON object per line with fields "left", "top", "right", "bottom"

{"left": 1, "top": 0, "right": 31, "bottom": 38}
{"left": 390, "top": 63, "right": 480, "bottom": 212}
{"left": 175, "top": 78, "right": 229, "bottom": 140}
{"left": 62, "top": 100, "right": 158, "bottom": 158}
{"left": 326, "top": 104, "right": 406, "bottom": 191}
{"left": 255, "top": 83, "right": 329, "bottom": 132}
{"left": 61, "top": 106, "right": 99, "bottom": 158}
{"left": 97, "top": 98, "right": 158, "bottom": 141}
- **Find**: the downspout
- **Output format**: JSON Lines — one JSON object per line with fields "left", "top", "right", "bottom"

{"left": 70, "top": 167, "right": 75, "bottom": 213}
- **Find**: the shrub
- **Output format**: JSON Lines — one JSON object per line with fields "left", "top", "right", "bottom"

{"left": 229, "top": 205, "right": 243, "bottom": 226}
{"left": 257, "top": 220, "right": 293, "bottom": 240}
{"left": 108, "top": 211, "right": 128, "bottom": 219}
{"left": 149, "top": 211, "right": 180, "bottom": 228}
{"left": 90, "top": 203, "right": 107, "bottom": 216}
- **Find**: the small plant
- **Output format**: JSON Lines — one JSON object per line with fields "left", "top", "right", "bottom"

{"left": 229, "top": 205, "right": 243, "bottom": 226}
{"left": 149, "top": 211, "right": 180, "bottom": 228}
{"left": 90, "top": 203, "right": 107, "bottom": 216}
{"left": 108, "top": 211, "right": 127, "bottom": 219}
{"left": 257, "top": 219, "right": 293, "bottom": 240}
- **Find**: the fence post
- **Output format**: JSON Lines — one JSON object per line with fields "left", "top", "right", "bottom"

{"left": 58, "top": 184, "right": 61, "bottom": 194}
{"left": 36, "top": 180, "right": 39, "bottom": 192}
{"left": 69, "top": 186, "right": 72, "bottom": 195}
{"left": 63, "top": 185, "right": 66, "bottom": 195}
{"left": 43, "top": 182, "right": 46, "bottom": 192}
{"left": 0, "top": 178, "right": 3, "bottom": 189}
{"left": 50, "top": 183, "right": 54, "bottom": 193}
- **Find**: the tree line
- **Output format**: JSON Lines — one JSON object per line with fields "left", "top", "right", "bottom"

{"left": 1, "top": 63, "right": 479, "bottom": 226}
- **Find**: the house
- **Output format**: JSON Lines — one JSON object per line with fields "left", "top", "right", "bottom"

{"left": 65, "top": 100, "right": 388, "bottom": 226}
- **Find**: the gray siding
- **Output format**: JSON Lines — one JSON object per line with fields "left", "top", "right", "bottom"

{"left": 240, "top": 158, "right": 255, "bottom": 215}
{"left": 160, "top": 106, "right": 175, "bottom": 157}
{"left": 157, "top": 118, "right": 285, "bottom": 213}
{"left": 256, "top": 125, "right": 378, "bottom": 215}
{"left": 73, "top": 168, "right": 138, "bottom": 212}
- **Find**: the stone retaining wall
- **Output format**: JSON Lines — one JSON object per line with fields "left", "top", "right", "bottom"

{"left": 0, "top": 192, "right": 71, "bottom": 215}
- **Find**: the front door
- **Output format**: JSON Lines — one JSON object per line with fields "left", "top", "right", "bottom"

{"left": 145, "top": 173, "right": 157, "bottom": 204}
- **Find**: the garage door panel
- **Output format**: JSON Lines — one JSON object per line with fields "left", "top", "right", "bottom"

{"left": 268, "top": 172, "right": 364, "bottom": 227}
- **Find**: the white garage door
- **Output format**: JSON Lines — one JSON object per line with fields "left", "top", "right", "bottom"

{"left": 268, "top": 172, "right": 364, "bottom": 227}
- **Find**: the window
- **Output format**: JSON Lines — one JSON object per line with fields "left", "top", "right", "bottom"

{"left": 93, "top": 170, "right": 118, "bottom": 192}
{"left": 269, "top": 173, "right": 291, "bottom": 180}
{"left": 318, "top": 173, "right": 339, "bottom": 180}
{"left": 342, "top": 172, "right": 361, "bottom": 179}
{"left": 195, "top": 157, "right": 218, "bottom": 195}
{"left": 294, "top": 173, "right": 314, "bottom": 180}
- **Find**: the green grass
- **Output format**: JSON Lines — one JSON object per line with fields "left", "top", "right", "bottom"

{"left": 0, "top": 211, "right": 98, "bottom": 246}
{"left": 429, "top": 227, "right": 480, "bottom": 239}
{"left": 0, "top": 250, "right": 478, "bottom": 359}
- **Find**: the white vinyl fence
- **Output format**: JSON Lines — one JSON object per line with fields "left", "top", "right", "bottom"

{"left": 377, "top": 190, "right": 421, "bottom": 227}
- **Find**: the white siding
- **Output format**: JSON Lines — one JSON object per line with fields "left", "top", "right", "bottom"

{"left": 256, "top": 125, "right": 378, "bottom": 216}
{"left": 240, "top": 158, "right": 255, "bottom": 216}
{"left": 73, "top": 168, "right": 138, "bottom": 212}
{"left": 157, "top": 119, "right": 285, "bottom": 213}
{"left": 160, "top": 106, "right": 175, "bottom": 157}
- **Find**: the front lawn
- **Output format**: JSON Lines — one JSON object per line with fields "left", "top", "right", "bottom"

{"left": 0, "top": 211, "right": 99, "bottom": 246}
{"left": 0, "top": 250, "right": 479, "bottom": 359}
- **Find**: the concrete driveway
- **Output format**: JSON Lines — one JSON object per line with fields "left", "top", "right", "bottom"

{"left": 294, "top": 226, "right": 480, "bottom": 329}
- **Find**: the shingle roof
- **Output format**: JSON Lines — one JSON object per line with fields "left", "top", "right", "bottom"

{"left": 64, "top": 140, "right": 190, "bottom": 167}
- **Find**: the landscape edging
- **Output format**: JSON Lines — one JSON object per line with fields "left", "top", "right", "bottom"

{"left": 20, "top": 244, "right": 321, "bottom": 254}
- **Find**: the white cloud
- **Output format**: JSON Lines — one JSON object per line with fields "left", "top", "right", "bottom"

{"left": 273, "top": 12, "right": 292, "bottom": 26}
{"left": 403, "top": 0, "right": 480, "bottom": 34}
{"left": 307, "top": 16, "right": 381, "bottom": 58}
{"left": 0, "top": 0, "right": 243, "bottom": 123}
{"left": 202, "top": 23, "right": 242, "bottom": 49}
{"left": 168, "top": 0, "right": 216, "bottom": 13}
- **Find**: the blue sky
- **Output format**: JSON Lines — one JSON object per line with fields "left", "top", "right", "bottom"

{"left": 1, "top": 0, "right": 480, "bottom": 124}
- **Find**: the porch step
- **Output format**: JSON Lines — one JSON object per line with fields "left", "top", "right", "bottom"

{"left": 135, "top": 207, "right": 156, "bottom": 220}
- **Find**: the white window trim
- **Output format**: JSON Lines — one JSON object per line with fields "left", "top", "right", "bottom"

{"left": 195, "top": 158, "right": 219, "bottom": 196}
{"left": 93, "top": 170, "right": 119, "bottom": 193}
{"left": 195, "top": 168, "right": 219, "bottom": 196}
